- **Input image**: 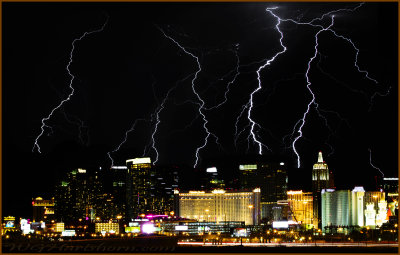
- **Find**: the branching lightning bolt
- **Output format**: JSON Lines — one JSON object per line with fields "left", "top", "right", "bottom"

{"left": 291, "top": 17, "right": 335, "bottom": 168}
{"left": 326, "top": 28, "right": 378, "bottom": 84}
{"left": 368, "top": 148, "right": 384, "bottom": 177}
{"left": 107, "top": 118, "right": 148, "bottom": 167}
{"left": 148, "top": 73, "right": 194, "bottom": 165}
{"left": 61, "top": 109, "right": 90, "bottom": 146}
{"left": 245, "top": 7, "right": 287, "bottom": 155}
{"left": 234, "top": 103, "right": 250, "bottom": 149}
{"left": 205, "top": 45, "right": 241, "bottom": 111}
{"left": 158, "top": 27, "right": 220, "bottom": 168}
{"left": 32, "top": 17, "right": 108, "bottom": 153}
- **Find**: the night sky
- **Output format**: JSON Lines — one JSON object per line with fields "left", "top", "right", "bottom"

{"left": 2, "top": 2, "right": 398, "bottom": 218}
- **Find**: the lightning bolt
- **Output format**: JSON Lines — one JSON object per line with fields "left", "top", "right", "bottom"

{"left": 368, "top": 148, "right": 384, "bottom": 177}
{"left": 46, "top": 79, "right": 90, "bottom": 146}
{"left": 32, "top": 17, "right": 108, "bottom": 153}
{"left": 147, "top": 73, "right": 194, "bottom": 165}
{"left": 158, "top": 27, "right": 219, "bottom": 168}
{"left": 244, "top": 7, "right": 288, "bottom": 155}
{"left": 107, "top": 118, "right": 148, "bottom": 167}
{"left": 291, "top": 16, "right": 335, "bottom": 168}
{"left": 234, "top": 103, "right": 250, "bottom": 149}
{"left": 61, "top": 109, "right": 90, "bottom": 146}
{"left": 369, "top": 86, "right": 391, "bottom": 111}
{"left": 317, "top": 107, "right": 351, "bottom": 157}
{"left": 205, "top": 45, "right": 241, "bottom": 111}
{"left": 326, "top": 27, "right": 378, "bottom": 84}
{"left": 315, "top": 53, "right": 370, "bottom": 100}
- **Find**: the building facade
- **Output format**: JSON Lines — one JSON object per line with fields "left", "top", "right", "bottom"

{"left": 160, "top": 220, "right": 244, "bottom": 236}
{"left": 286, "top": 190, "right": 313, "bottom": 227}
{"left": 32, "top": 197, "right": 55, "bottom": 222}
{"left": 321, "top": 189, "right": 351, "bottom": 232}
{"left": 177, "top": 189, "right": 261, "bottom": 225}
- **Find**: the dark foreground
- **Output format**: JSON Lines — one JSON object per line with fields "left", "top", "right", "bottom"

{"left": 2, "top": 239, "right": 398, "bottom": 253}
{"left": 176, "top": 245, "right": 398, "bottom": 253}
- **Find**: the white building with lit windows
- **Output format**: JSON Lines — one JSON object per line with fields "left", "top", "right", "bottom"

{"left": 350, "top": 186, "right": 365, "bottom": 227}
{"left": 321, "top": 189, "right": 352, "bottom": 232}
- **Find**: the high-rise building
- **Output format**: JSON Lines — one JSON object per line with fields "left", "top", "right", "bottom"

{"left": 312, "top": 151, "right": 334, "bottom": 228}
{"left": 350, "top": 186, "right": 365, "bottom": 227}
{"left": 177, "top": 189, "right": 261, "bottom": 225}
{"left": 322, "top": 187, "right": 369, "bottom": 232}
{"left": 54, "top": 168, "right": 102, "bottom": 223}
{"left": 380, "top": 177, "right": 399, "bottom": 194}
{"left": 286, "top": 190, "right": 313, "bottom": 227}
{"left": 95, "top": 193, "right": 119, "bottom": 220}
{"left": 151, "top": 165, "right": 180, "bottom": 215}
{"left": 125, "top": 158, "right": 179, "bottom": 220}
{"left": 205, "top": 167, "right": 225, "bottom": 189}
{"left": 107, "top": 166, "right": 128, "bottom": 219}
{"left": 126, "top": 158, "right": 153, "bottom": 219}
{"left": 238, "top": 161, "right": 287, "bottom": 220}
{"left": 321, "top": 189, "right": 351, "bottom": 232}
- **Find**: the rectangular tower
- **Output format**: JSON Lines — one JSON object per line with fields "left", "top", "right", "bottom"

{"left": 126, "top": 158, "right": 153, "bottom": 220}
{"left": 312, "top": 151, "right": 334, "bottom": 228}
{"left": 321, "top": 189, "right": 351, "bottom": 232}
{"left": 239, "top": 161, "right": 287, "bottom": 220}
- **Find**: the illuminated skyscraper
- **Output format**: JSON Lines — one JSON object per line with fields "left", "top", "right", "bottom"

{"left": 126, "top": 158, "right": 153, "bottom": 219}
{"left": 151, "top": 165, "right": 179, "bottom": 215}
{"left": 238, "top": 161, "right": 287, "bottom": 220}
{"left": 312, "top": 151, "right": 334, "bottom": 227}
{"left": 205, "top": 167, "right": 225, "bottom": 189}
{"left": 125, "top": 158, "right": 178, "bottom": 219}
{"left": 350, "top": 186, "right": 365, "bottom": 227}
{"left": 54, "top": 168, "right": 102, "bottom": 223}
{"left": 100, "top": 166, "right": 128, "bottom": 219}
{"left": 321, "top": 189, "right": 350, "bottom": 232}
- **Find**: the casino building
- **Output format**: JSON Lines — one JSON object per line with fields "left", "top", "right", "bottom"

{"left": 175, "top": 188, "right": 261, "bottom": 225}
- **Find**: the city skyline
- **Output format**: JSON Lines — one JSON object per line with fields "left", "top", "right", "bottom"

{"left": 2, "top": 2, "right": 397, "bottom": 218}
